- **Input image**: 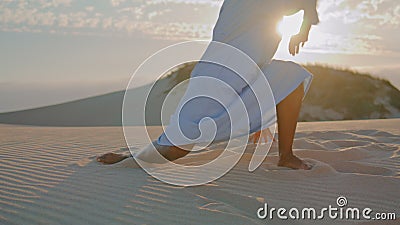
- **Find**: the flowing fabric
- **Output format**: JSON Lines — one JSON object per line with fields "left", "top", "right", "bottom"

{"left": 157, "top": 0, "right": 318, "bottom": 146}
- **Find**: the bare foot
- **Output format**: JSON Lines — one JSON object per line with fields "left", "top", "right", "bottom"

{"left": 97, "top": 153, "right": 130, "bottom": 164}
{"left": 278, "top": 154, "right": 312, "bottom": 170}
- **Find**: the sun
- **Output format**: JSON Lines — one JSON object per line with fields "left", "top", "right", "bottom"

{"left": 277, "top": 12, "right": 303, "bottom": 38}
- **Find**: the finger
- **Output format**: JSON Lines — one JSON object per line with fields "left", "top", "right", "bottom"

{"left": 296, "top": 44, "right": 300, "bottom": 55}
{"left": 291, "top": 46, "right": 296, "bottom": 56}
{"left": 254, "top": 136, "right": 259, "bottom": 144}
{"left": 252, "top": 132, "right": 258, "bottom": 144}
{"left": 289, "top": 44, "right": 293, "bottom": 56}
{"left": 301, "top": 42, "right": 305, "bottom": 47}
{"left": 254, "top": 132, "right": 261, "bottom": 144}
{"left": 292, "top": 45, "right": 296, "bottom": 56}
{"left": 289, "top": 40, "right": 295, "bottom": 56}
{"left": 250, "top": 133, "right": 257, "bottom": 143}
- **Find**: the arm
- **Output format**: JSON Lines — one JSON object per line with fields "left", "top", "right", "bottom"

{"left": 289, "top": 0, "right": 319, "bottom": 56}
{"left": 289, "top": 19, "right": 312, "bottom": 56}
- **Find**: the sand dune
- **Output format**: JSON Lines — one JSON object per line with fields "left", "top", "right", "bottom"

{"left": 0, "top": 119, "right": 399, "bottom": 224}
{"left": 1, "top": 64, "right": 400, "bottom": 127}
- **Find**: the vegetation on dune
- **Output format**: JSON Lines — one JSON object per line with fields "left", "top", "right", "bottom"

{"left": 303, "top": 64, "right": 400, "bottom": 121}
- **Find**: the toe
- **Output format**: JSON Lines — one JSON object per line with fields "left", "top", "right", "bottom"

{"left": 302, "top": 162, "right": 313, "bottom": 170}
{"left": 96, "top": 156, "right": 105, "bottom": 162}
{"left": 96, "top": 153, "right": 111, "bottom": 163}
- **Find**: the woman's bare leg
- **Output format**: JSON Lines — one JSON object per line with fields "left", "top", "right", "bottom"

{"left": 97, "top": 153, "right": 129, "bottom": 164}
{"left": 98, "top": 83, "right": 310, "bottom": 168}
{"left": 276, "top": 83, "right": 311, "bottom": 169}
{"left": 135, "top": 142, "right": 191, "bottom": 163}
{"left": 97, "top": 142, "right": 191, "bottom": 165}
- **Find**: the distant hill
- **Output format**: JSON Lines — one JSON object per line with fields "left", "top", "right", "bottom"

{"left": 301, "top": 65, "right": 400, "bottom": 121}
{"left": 0, "top": 63, "right": 399, "bottom": 126}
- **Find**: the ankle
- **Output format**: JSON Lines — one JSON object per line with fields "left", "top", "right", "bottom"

{"left": 279, "top": 152, "right": 294, "bottom": 160}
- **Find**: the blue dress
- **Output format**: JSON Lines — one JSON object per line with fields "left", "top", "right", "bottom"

{"left": 158, "top": 0, "right": 319, "bottom": 146}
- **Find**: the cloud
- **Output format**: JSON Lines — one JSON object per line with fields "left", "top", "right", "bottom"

{"left": 0, "top": 0, "right": 398, "bottom": 55}
{"left": 0, "top": 0, "right": 220, "bottom": 39}
{"left": 110, "top": 0, "right": 126, "bottom": 7}
{"left": 320, "top": 0, "right": 399, "bottom": 28}
{"left": 38, "top": 0, "right": 73, "bottom": 9}
{"left": 85, "top": 6, "right": 94, "bottom": 12}
{"left": 312, "top": 0, "right": 400, "bottom": 55}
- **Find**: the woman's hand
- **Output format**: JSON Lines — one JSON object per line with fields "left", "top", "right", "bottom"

{"left": 289, "top": 32, "right": 308, "bottom": 56}
{"left": 249, "top": 128, "right": 276, "bottom": 144}
{"left": 289, "top": 19, "right": 312, "bottom": 56}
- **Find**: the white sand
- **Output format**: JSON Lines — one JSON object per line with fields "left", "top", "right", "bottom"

{"left": 0, "top": 119, "right": 399, "bottom": 224}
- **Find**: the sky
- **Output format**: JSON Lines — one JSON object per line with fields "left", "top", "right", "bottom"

{"left": 0, "top": 0, "right": 399, "bottom": 112}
